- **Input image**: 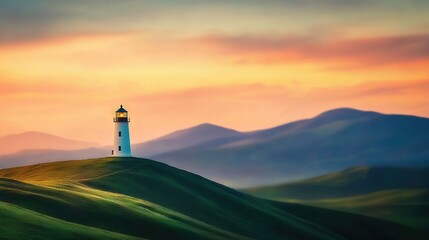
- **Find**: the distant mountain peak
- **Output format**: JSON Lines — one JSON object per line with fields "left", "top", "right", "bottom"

{"left": 196, "top": 122, "right": 218, "bottom": 127}
{"left": 193, "top": 122, "right": 226, "bottom": 129}
{"left": 314, "top": 108, "right": 381, "bottom": 121}
{"left": 133, "top": 122, "right": 243, "bottom": 157}
{"left": 189, "top": 122, "right": 239, "bottom": 132}
{"left": 159, "top": 123, "right": 241, "bottom": 141}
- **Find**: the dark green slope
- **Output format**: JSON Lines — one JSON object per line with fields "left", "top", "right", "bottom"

{"left": 81, "top": 158, "right": 336, "bottom": 240}
{"left": 0, "top": 178, "right": 239, "bottom": 240}
{"left": 243, "top": 167, "right": 429, "bottom": 230}
{"left": 244, "top": 166, "right": 429, "bottom": 200}
{"left": 307, "top": 189, "right": 429, "bottom": 230}
{"left": 0, "top": 201, "right": 140, "bottom": 240}
{"left": 0, "top": 158, "right": 428, "bottom": 240}
{"left": 0, "top": 158, "right": 337, "bottom": 240}
{"left": 272, "top": 201, "right": 428, "bottom": 240}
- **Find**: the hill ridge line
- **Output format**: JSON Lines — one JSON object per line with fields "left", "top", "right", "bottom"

{"left": 78, "top": 166, "right": 142, "bottom": 182}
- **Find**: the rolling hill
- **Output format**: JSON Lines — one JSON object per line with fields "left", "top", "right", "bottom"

{"left": 243, "top": 166, "right": 429, "bottom": 230}
{"left": 0, "top": 158, "right": 428, "bottom": 240}
{"left": 0, "top": 148, "right": 108, "bottom": 169}
{"left": 243, "top": 166, "right": 429, "bottom": 200}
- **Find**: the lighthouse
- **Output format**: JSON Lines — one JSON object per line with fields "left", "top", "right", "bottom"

{"left": 112, "top": 105, "right": 132, "bottom": 157}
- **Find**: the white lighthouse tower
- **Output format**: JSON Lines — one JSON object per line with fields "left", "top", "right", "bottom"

{"left": 112, "top": 105, "right": 132, "bottom": 157}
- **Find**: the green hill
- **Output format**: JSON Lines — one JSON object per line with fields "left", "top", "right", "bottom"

{"left": 0, "top": 201, "right": 140, "bottom": 240}
{"left": 243, "top": 166, "right": 429, "bottom": 200}
{"left": 0, "top": 158, "right": 428, "bottom": 240}
{"left": 243, "top": 167, "right": 429, "bottom": 230}
{"left": 304, "top": 189, "right": 429, "bottom": 229}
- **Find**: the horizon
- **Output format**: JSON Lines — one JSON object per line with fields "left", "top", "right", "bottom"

{"left": 2, "top": 106, "right": 427, "bottom": 146}
{"left": 1, "top": 2, "right": 429, "bottom": 238}
{"left": 1, "top": 1, "right": 429, "bottom": 145}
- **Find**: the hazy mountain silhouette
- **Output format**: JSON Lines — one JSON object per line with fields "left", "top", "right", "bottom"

{"left": 0, "top": 148, "right": 108, "bottom": 169}
{"left": 133, "top": 123, "right": 242, "bottom": 156}
{"left": 153, "top": 108, "right": 429, "bottom": 187}
{"left": 0, "top": 131, "right": 99, "bottom": 155}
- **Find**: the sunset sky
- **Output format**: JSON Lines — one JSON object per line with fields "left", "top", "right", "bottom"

{"left": 1, "top": 0, "right": 429, "bottom": 145}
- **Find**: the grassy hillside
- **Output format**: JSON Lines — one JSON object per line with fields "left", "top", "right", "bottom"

{"left": 306, "top": 189, "right": 429, "bottom": 229}
{"left": 0, "top": 158, "right": 427, "bottom": 239}
{"left": 243, "top": 167, "right": 429, "bottom": 230}
{"left": 271, "top": 201, "right": 429, "bottom": 240}
{"left": 0, "top": 201, "right": 140, "bottom": 240}
{"left": 0, "top": 177, "right": 243, "bottom": 240}
{"left": 310, "top": 189, "right": 429, "bottom": 207}
{"left": 244, "top": 166, "right": 429, "bottom": 200}
{"left": 0, "top": 158, "right": 332, "bottom": 240}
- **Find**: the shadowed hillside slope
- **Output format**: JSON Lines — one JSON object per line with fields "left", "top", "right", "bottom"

{"left": 243, "top": 166, "right": 429, "bottom": 230}
{"left": 0, "top": 158, "right": 428, "bottom": 239}
{"left": 244, "top": 166, "right": 429, "bottom": 200}
{"left": 0, "top": 200, "right": 140, "bottom": 240}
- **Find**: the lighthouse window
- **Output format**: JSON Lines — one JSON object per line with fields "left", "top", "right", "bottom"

{"left": 119, "top": 131, "right": 122, "bottom": 137}
{"left": 118, "top": 146, "right": 122, "bottom": 151}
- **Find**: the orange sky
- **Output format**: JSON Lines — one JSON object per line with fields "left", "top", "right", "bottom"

{"left": 1, "top": 0, "right": 429, "bottom": 145}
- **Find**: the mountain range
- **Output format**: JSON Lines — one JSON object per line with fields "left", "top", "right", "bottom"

{"left": 151, "top": 108, "right": 429, "bottom": 186}
{"left": 1, "top": 108, "right": 429, "bottom": 187}
{"left": 133, "top": 123, "right": 242, "bottom": 156}
{"left": 0, "top": 131, "right": 99, "bottom": 155}
{"left": 0, "top": 157, "right": 427, "bottom": 240}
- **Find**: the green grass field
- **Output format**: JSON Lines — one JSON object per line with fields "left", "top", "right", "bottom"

{"left": 0, "top": 201, "right": 141, "bottom": 240}
{"left": 0, "top": 158, "right": 428, "bottom": 239}
{"left": 243, "top": 167, "right": 429, "bottom": 230}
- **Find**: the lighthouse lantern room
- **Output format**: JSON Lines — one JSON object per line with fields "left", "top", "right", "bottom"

{"left": 112, "top": 105, "right": 132, "bottom": 157}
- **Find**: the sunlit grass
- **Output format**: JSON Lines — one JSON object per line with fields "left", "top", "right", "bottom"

{"left": 1, "top": 157, "right": 427, "bottom": 239}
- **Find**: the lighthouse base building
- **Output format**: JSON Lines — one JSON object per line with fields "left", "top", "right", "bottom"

{"left": 111, "top": 105, "right": 132, "bottom": 157}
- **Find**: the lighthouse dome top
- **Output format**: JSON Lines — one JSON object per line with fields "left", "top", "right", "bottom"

{"left": 116, "top": 105, "right": 128, "bottom": 112}
{"left": 114, "top": 105, "right": 129, "bottom": 122}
